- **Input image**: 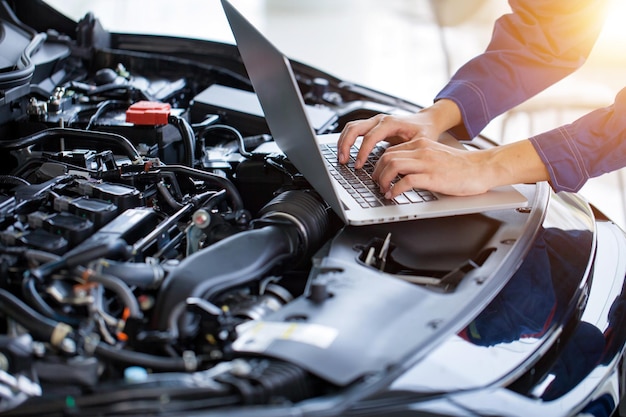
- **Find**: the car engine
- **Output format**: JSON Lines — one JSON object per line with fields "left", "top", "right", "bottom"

{"left": 0, "top": 5, "right": 444, "bottom": 414}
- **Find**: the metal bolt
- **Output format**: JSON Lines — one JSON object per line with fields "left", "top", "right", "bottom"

{"left": 182, "top": 350, "right": 197, "bottom": 371}
{"left": 60, "top": 338, "right": 77, "bottom": 354}
{"left": 32, "top": 342, "right": 46, "bottom": 357}
{"left": 0, "top": 353, "right": 9, "bottom": 371}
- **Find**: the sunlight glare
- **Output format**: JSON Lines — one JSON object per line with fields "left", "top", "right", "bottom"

{"left": 595, "top": 0, "right": 626, "bottom": 60}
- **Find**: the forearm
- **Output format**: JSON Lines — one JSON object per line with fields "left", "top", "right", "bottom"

{"left": 418, "top": 100, "right": 550, "bottom": 191}
{"left": 483, "top": 140, "right": 550, "bottom": 188}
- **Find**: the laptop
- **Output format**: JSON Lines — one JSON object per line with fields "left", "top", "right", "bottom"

{"left": 221, "top": 0, "right": 528, "bottom": 226}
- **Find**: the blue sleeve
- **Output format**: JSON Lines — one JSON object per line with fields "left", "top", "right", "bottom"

{"left": 435, "top": 0, "right": 608, "bottom": 139}
{"left": 530, "top": 87, "right": 626, "bottom": 192}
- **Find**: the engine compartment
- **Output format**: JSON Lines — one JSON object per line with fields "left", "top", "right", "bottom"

{"left": 0, "top": 4, "right": 554, "bottom": 415}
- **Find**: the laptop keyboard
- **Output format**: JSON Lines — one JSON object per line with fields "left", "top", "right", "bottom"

{"left": 321, "top": 143, "right": 437, "bottom": 208}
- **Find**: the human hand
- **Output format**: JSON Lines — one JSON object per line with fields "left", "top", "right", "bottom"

{"left": 372, "top": 138, "right": 493, "bottom": 198}
{"left": 336, "top": 112, "right": 442, "bottom": 169}
{"left": 335, "top": 100, "right": 549, "bottom": 198}
{"left": 336, "top": 99, "right": 462, "bottom": 169}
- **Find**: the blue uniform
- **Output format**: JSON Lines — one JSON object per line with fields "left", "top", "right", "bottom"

{"left": 435, "top": 0, "right": 620, "bottom": 192}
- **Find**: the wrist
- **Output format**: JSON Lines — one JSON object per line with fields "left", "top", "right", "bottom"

{"left": 421, "top": 98, "right": 462, "bottom": 135}
{"left": 483, "top": 140, "right": 550, "bottom": 188}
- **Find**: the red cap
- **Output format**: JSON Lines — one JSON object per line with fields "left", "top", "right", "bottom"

{"left": 126, "top": 101, "right": 171, "bottom": 125}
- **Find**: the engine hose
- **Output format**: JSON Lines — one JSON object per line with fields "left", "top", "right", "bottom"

{"left": 158, "top": 165, "right": 244, "bottom": 213}
{"left": 156, "top": 181, "right": 184, "bottom": 210}
{"left": 152, "top": 190, "right": 330, "bottom": 334}
{"left": 19, "top": 247, "right": 142, "bottom": 321}
{"left": 13, "top": 249, "right": 80, "bottom": 325}
{"left": 156, "top": 224, "right": 298, "bottom": 335}
{"left": 0, "top": 246, "right": 59, "bottom": 263}
{"left": 256, "top": 190, "right": 330, "bottom": 259}
{"left": 93, "top": 342, "right": 191, "bottom": 372}
{"left": 22, "top": 277, "right": 57, "bottom": 319}
{"left": 85, "top": 99, "right": 127, "bottom": 130}
{"left": 0, "top": 289, "right": 73, "bottom": 349}
{"left": 74, "top": 266, "right": 143, "bottom": 319}
{"left": 0, "top": 175, "right": 30, "bottom": 187}
{"left": 90, "top": 259, "right": 165, "bottom": 290}
{"left": 0, "top": 127, "right": 142, "bottom": 163}
{"left": 168, "top": 115, "right": 195, "bottom": 167}
{"left": 199, "top": 124, "right": 253, "bottom": 158}
{"left": 30, "top": 238, "right": 130, "bottom": 280}
{"left": 22, "top": 277, "right": 80, "bottom": 326}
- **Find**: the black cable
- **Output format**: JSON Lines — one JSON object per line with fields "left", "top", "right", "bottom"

{"left": 0, "top": 246, "right": 59, "bottom": 263}
{"left": 0, "top": 127, "right": 142, "bottom": 163}
{"left": 69, "top": 81, "right": 154, "bottom": 102}
{"left": 158, "top": 165, "right": 244, "bottom": 213}
{"left": 10, "top": 249, "right": 79, "bottom": 325}
{"left": 201, "top": 188, "right": 227, "bottom": 211}
{"left": 156, "top": 181, "right": 184, "bottom": 210}
{"left": 93, "top": 343, "right": 189, "bottom": 372}
{"left": 0, "top": 288, "right": 71, "bottom": 346}
{"left": 30, "top": 238, "right": 130, "bottom": 280}
{"left": 21, "top": 277, "right": 80, "bottom": 326}
{"left": 85, "top": 100, "right": 127, "bottom": 130}
{"left": 199, "top": 124, "right": 254, "bottom": 158}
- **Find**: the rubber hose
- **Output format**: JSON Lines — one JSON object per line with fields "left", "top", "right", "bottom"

{"left": 94, "top": 342, "right": 189, "bottom": 372}
{"left": 0, "top": 289, "right": 69, "bottom": 346}
{"left": 168, "top": 115, "right": 195, "bottom": 167}
{"left": 159, "top": 165, "right": 244, "bottom": 212}
{"left": 153, "top": 190, "right": 330, "bottom": 334}
{"left": 74, "top": 266, "right": 142, "bottom": 319}
{"left": 0, "top": 127, "right": 142, "bottom": 163}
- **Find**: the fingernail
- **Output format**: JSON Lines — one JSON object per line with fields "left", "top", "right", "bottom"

{"left": 337, "top": 152, "right": 344, "bottom": 162}
{"left": 384, "top": 191, "right": 392, "bottom": 199}
{"left": 355, "top": 158, "right": 362, "bottom": 168}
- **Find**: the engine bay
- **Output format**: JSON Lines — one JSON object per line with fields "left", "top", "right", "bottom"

{"left": 0, "top": 4, "right": 545, "bottom": 415}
